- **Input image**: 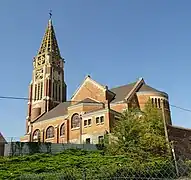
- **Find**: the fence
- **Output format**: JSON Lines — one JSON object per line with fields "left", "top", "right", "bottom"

{"left": 17, "top": 158, "right": 191, "bottom": 179}
{"left": 2, "top": 141, "right": 191, "bottom": 179}
{"left": 3, "top": 141, "right": 97, "bottom": 156}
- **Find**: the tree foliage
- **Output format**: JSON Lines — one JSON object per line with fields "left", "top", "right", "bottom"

{"left": 106, "top": 100, "right": 171, "bottom": 159}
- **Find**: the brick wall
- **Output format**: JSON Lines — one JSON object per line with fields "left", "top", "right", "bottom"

{"left": 111, "top": 103, "right": 127, "bottom": 113}
{"left": 168, "top": 125, "right": 191, "bottom": 159}
{"left": 0, "top": 143, "right": 5, "bottom": 156}
{"left": 72, "top": 80, "right": 106, "bottom": 103}
{"left": 0, "top": 134, "right": 6, "bottom": 156}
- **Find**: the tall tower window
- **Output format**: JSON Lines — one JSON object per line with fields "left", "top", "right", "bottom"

{"left": 40, "top": 82, "right": 43, "bottom": 99}
{"left": 34, "top": 84, "right": 37, "bottom": 101}
{"left": 52, "top": 83, "right": 55, "bottom": 100}
{"left": 58, "top": 84, "right": 61, "bottom": 101}
{"left": 34, "top": 82, "right": 43, "bottom": 101}
{"left": 52, "top": 82, "right": 60, "bottom": 101}
{"left": 26, "top": 17, "right": 67, "bottom": 129}
{"left": 55, "top": 83, "right": 58, "bottom": 101}
{"left": 37, "top": 83, "right": 40, "bottom": 100}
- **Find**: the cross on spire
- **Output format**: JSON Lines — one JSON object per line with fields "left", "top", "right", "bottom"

{"left": 49, "top": 10, "right": 52, "bottom": 19}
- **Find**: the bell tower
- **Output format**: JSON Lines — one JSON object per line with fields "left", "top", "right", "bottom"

{"left": 26, "top": 16, "right": 67, "bottom": 133}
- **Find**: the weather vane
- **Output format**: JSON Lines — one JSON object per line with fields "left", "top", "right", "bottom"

{"left": 49, "top": 10, "right": 52, "bottom": 19}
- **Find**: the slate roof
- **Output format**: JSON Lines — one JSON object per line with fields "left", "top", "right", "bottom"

{"left": 35, "top": 101, "right": 71, "bottom": 122}
{"left": 110, "top": 82, "right": 164, "bottom": 103}
{"left": 34, "top": 99, "right": 102, "bottom": 123}
{"left": 110, "top": 82, "right": 136, "bottom": 103}
{"left": 138, "top": 84, "right": 161, "bottom": 93}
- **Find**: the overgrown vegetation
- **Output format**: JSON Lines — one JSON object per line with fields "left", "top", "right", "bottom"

{"left": 0, "top": 149, "right": 177, "bottom": 179}
{"left": 0, "top": 101, "right": 179, "bottom": 179}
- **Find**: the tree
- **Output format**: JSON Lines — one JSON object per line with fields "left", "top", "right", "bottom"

{"left": 140, "top": 101, "right": 170, "bottom": 157}
{"left": 106, "top": 100, "right": 171, "bottom": 159}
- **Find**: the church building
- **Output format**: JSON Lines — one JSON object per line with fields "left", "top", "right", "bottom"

{"left": 20, "top": 17, "right": 171, "bottom": 144}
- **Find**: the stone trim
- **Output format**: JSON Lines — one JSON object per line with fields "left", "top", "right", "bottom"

{"left": 125, "top": 78, "right": 145, "bottom": 101}
{"left": 110, "top": 101, "right": 125, "bottom": 105}
{"left": 136, "top": 91, "right": 168, "bottom": 98}
{"left": 34, "top": 115, "right": 68, "bottom": 125}
{"left": 68, "top": 102, "right": 103, "bottom": 110}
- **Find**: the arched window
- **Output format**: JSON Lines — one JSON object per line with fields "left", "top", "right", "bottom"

{"left": 60, "top": 123, "right": 65, "bottom": 136}
{"left": 71, "top": 113, "right": 80, "bottom": 129}
{"left": 46, "top": 126, "right": 54, "bottom": 139}
{"left": 163, "top": 100, "right": 169, "bottom": 110}
{"left": 158, "top": 98, "right": 161, "bottom": 108}
{"left": 151, "top": 98, "right": 154, "bottom": 106}
{"left": 155, "top": 98, "right": 158, "bottom": 108}
{"left": 33, "top": 129, "right": 40, "bottom": 142}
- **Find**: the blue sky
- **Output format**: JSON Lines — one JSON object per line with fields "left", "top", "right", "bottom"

{"left": 1, "top": 0, "right": 191, "bottom": 140}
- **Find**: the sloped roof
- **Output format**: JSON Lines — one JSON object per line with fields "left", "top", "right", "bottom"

{"left": 138, "top": 84, "right": 161, "bottom": 93}
{"left": 110, "top": 82, "right": 136, "bottom": 103}
{"left": 0, "top": 132, "right": 7, "bottom": 143}
{"left": 35, "top": 102, "right": 71, "bottom": 122}
{"left": 35, "top": 98, "right": 103, "bottom": 122}
{"left": 110, "top": 82, "right": 164, "bottom": 103}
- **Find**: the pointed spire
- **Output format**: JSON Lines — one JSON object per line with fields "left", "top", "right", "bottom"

{"left": 37, "top": 12, "right": 61, "bottom": 57}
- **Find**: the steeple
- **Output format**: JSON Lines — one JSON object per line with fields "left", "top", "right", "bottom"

{"left": 25, "top": 13, "right": 67, "bottom": 129}
{"left": 37, "top": 14, "right": 61, "bottom": 58}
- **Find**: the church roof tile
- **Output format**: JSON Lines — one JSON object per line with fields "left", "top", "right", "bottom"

{"left": 110, "top": 82, "right": 165, "bottom": 103}
{"left": 35, "top": 102, "right": 71, "bottom": 122}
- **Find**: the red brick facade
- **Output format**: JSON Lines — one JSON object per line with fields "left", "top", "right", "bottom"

{"left": 21, "top": 75, "right": 172, "bottom": 144}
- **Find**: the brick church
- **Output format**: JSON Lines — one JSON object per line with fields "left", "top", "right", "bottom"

{"left": 20, "top": 17, "right": 191, "bottom": 158}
